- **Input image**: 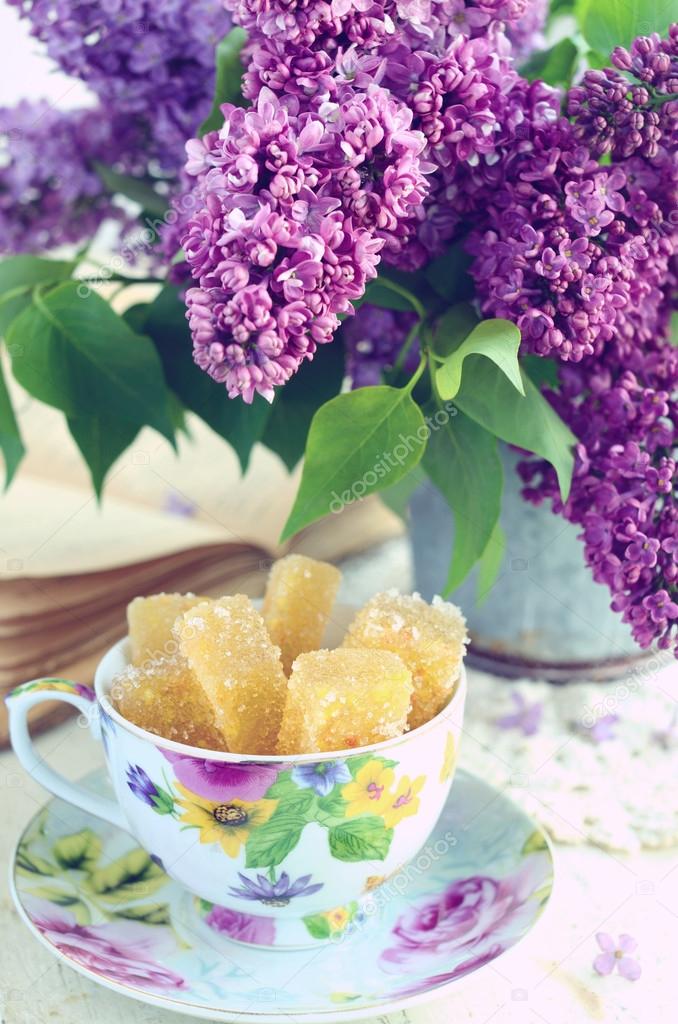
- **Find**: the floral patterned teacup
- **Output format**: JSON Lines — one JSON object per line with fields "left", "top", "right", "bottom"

{"left": 7, "top": 612, "right": 466, "bottom": 949}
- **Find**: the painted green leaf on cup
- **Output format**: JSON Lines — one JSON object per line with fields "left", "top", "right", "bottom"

{"left": 16, "top": 845, "right": 58, "bottom": 877}
{"left": 7, "top": 283, "right": 174, "bottom": 442}
{"left": 245, "top": 813, "right": 305, "bottom": 869}
{"left": 28, "top": 887, "right": 91, "bottom": 924}
{"left": 85, "top": 848, "right": 167, "bottom": 904}
{"left": 303, "top": 912, "right": 332, "bottom": 940}
{"left": 423, "top": 402, "right": 504, "bottom": 593}
{"left": 281, "top": 385, "right": 427, "bottom": 540}
{"left": 53, "top": 829, "right": 102, "bottom": 872}
{"left": 114, "top": 902, "right": 172, "bottom": 925}
{"left": 328, "top": 817, "right": 393, "bottom": 862}
{"left": 454, "top": 359, "right": 576, "bottom": 502}
{"left": 435, "top": 317, "right": 524, "bottom": 401}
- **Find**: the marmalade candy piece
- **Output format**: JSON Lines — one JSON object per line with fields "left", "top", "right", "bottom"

{"left": 127, "top": 593, "right": 209, "bottom": 666}
{"left": 277, "top": 648, "right": 413, "bottom": 754}
{"left": 112, "top": 655, "right": 225, "bottom": 750}
{"left": 343, "top": 591, "right": 467, "bottom": 730}
{"left": 262, "top": 554, "right": 342, "bottom": 674}
{"left": 176, "top": 595, "right": 288, "bottom": 755}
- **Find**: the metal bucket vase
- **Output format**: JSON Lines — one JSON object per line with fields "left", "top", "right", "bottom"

{"left": 409, "top": 448, "right": 651, "bottom": 682}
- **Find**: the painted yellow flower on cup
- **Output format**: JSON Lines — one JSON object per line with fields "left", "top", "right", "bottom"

{"left": 440, "top": 731, "right": 457, "bottom": 782}
{"left": 175, "top": 784, "right": 277, "bottom": 857}
{"left": 342, "top": 760, "right": 394, "bottom": 818}
{"left": 381, "top": 775, "right": 425, "bottom": 829}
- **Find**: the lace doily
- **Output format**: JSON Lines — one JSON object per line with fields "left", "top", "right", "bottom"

{"left": 460, "top": 665, "right": 678, "bottom": 852}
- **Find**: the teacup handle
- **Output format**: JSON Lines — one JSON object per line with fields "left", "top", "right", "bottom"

{"left": 6, "top": 677, "right": 127, "bottom": 830}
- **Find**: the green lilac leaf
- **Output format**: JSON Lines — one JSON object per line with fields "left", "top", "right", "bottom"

{"left": 8, "top": 284, "right": 174, "bottom": 442}
{"left": 576, "top": 0, "right": 674, "bottom": 55}
{"left": 143, "top": 284, "right": 270, "bottom": 471}
{"left": 476, "top": 520, "right": 507, "bottom": 606}
{"left": 199, "top": 28, "right": 248, "bottom": 134}
{"left": 281, "top": 385, "right": 427, "bottom": 540}
{"left": 262, "top": 341, "right": 345, "bottom": 470}
{"left": 67, "top": 415, "right": 140, "bottom": 498}
{"left": 0, "top": 256, "right": 74, "bottom": 336}
{"left": 435, "top": 317, "right": 524, "bottom": 400}
{"left": 454, "top": 359, "right": 576, "bottom": 501}
{"left": 521, "top": 38, "right": 579, "bottom": 86}
{"left": 328, "top": 817, "right": 393, "bottom": 862}
{"left": 0, "top": 355, "right": 24, "bottom": 488}
{"left": 423, "top": 402, "right": 504, "bottom": 593}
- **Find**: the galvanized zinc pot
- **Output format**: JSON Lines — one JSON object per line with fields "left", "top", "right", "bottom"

{"left": 409, "top": 447, "right": 652, "bottom": 682}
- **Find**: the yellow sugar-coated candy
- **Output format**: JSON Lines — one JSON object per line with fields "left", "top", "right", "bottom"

{"left": 176, "top": 595, "right": 288, "bottom": 755}
{"left": 112, "top": 656, "right": 225, "bottom": 750}
{"left": 343, "top": 591, "right": 467, "bottom": 730}
{"left": 127, "top": 593, "right": 209, "bottom": 666}
{"left": 262, "top": 554, "right": 342, "bottom": 674}
{"left": 277, "top": 648, "right": 413, "bottom": 754}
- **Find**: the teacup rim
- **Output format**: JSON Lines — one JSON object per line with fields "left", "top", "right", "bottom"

{"left": 96, "top": 636, "right": 467, "bottom": 764}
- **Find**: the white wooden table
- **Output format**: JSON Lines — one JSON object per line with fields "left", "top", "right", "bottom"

{"left": 2, "top": 696, "right": 676, "bottom": 1024}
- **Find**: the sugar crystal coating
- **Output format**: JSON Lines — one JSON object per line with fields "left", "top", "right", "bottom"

{"left": 277, "top": 648, "right": 413, "bottom": 754}
{"left": 176, "top": 595, "right": 288, "bottom": 755}
{"left": 112, "top": 655, "right": 225, "bottom": 750}
{"left": 262, "top": 554, "right": 342, "bottom": 674}
{"left": 127, "top": 593, "right": 209, "bottom": 665}
{"left": 343, "top": 591, "right": 467, "bottom": 730}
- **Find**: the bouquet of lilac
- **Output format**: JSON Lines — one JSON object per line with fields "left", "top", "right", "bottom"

{"left": 0, "top": 1, "right": 676, "bottom": 657}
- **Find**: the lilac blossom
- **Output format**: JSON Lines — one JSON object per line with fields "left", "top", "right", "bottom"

{"left": 496, "top": 691, "right": 543, "bottom": 736}
{"left": 569, "top": 28, "right": 678, "bottom": 160}
{"left": 594, "top": 933, "right": 642, "bottom": 980}
{"left": 341, "top": 303, "right": 420, "bottom": 386}
{"left": 0, "top": 101, "right": 132, "bottom": 253}
{"left": 8, "top": 0, "right": 232, "bottom": 170}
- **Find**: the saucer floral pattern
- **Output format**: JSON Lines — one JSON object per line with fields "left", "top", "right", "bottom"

{"left": 127, "top": 750, "right": 427, "bottom": 874}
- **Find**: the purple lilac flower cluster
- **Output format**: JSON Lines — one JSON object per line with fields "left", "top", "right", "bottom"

{"left": 520, "top": 334, "right": 678, "bottom": 654}
{"left": 466, "top": 119, "right": 676, "bottom": 362}
{"left": 569, "top": 28, "right": 678, "bottom": 160}
{"left": 0, "top": 101, "right": 132, "bottom": 252}
{"left": 341, "top": 303, "right": 420, "bottom": 387}
{"left": 176, "top": 0, "right": 550, "bottom": 398}
{"left": 181, "top": 88, "right": 399, "bottom": 401}
{"left": 8, "top": 0, "right": 232, "bottom": 170}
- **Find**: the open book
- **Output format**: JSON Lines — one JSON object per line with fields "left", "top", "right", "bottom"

{"left": 0, "top": 387, "right": 402, "bottom": 742}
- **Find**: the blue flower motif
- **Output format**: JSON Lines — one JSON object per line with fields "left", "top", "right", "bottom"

{"left": 126, "top": 764, "right": 159, "bottom": 807}
{"left": 291, "top": 760, "right": 351, "bottom": 796}
{"left": 229, "top": 872, "right": 323, "bottom": 906}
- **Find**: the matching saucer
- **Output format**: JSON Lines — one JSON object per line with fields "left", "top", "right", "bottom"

{"left": 11, "top": 768, "right": 554, "bottom": 1022}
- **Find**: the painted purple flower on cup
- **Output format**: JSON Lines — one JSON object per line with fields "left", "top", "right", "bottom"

{"left": 162, "top": 752, "right": 283, "bottom": 802}
{"left": 497, "top": 692, "right": 543, "bottom": 736}
{"left": 205, "top": 905, "right": 276, "bottom": 946}
{"left": 23, "top": 896, "right": 186, "bottom": 990}
{"left": 126, "top": 765, "right": 175, "bottom": 815}
{"left": 381, "top": 861, "right": 550, "bottom": 980}
{"left": 594, "top": 932, "right": 641, "bottom": 980}
{"left": 291, "top": 761, "right": 351, "bottom": 797}
{"left": 228, "top": 871, "right": 323, "bottom": 906}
